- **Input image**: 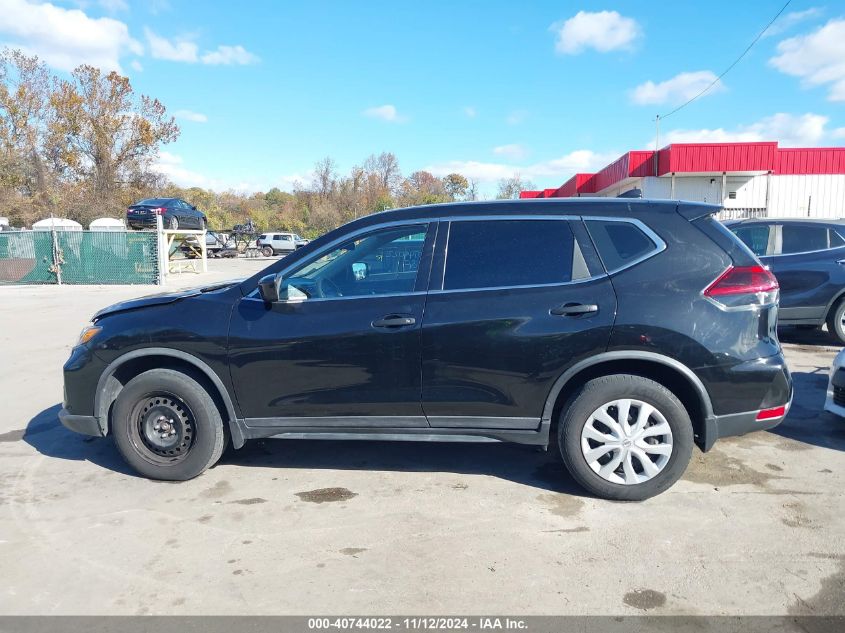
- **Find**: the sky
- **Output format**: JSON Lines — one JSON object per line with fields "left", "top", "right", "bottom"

{"left": 1, "top": 0, "right": 844, "bottom": 194}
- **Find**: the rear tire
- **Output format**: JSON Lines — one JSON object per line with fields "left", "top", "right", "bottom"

{"left": 558, "top": 374, "right": 693, "bottom": 501}
{"left": 262, "top": 245, "right": 274, "bottom": 257}
{"left": 169, "top": 216, "right": 179, "bottom": 230}
{"left": 826, "top": 299, "right": 845, "bottom": 344}
{"left": 111, "top": 369, "right": 225, "bottom": 481}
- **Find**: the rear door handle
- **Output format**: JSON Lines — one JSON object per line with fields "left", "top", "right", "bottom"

{"left": 372, "top": 314, "right": 416, "bottom": 328}
{"left": 550, "top": 302, "right": 598, "bottom": 317}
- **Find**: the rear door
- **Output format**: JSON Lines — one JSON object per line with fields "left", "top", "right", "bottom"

{"left": 770, "top": 223, "right": 845, "bottom": 321}
{"left": 420, "top": 215, "right": 616, "bottom": 429}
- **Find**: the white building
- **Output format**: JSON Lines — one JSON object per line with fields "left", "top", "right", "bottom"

{"left": 521, "top": 142, "right": 845, "bottom": 219}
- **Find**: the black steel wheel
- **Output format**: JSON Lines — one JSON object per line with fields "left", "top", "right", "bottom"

{"left": 112, "top": 368, "right": 226, "bottom": 480}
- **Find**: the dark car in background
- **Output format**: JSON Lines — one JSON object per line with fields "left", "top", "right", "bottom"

{"left": 60, "top": 199, "right": 791, "bottom": 501}
{"left": 126, "top": 198, "right": 207, "bottom": 231}
{"left": 727, "top": 218, "right": 845, "bottom": 343}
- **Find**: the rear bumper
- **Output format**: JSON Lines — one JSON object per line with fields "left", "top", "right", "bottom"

{"left": 699, "top": 352, "right": 793, "bottom": 450}
{"left": 59, "top": 408, "right": 103, "bottom": 437}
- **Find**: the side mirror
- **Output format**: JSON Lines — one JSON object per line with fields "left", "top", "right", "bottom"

{"left": 352, "top": 262, "right": 368, "bottom": 280}
{"left": 258, "top": 273, "right": 280, "bottom": 303}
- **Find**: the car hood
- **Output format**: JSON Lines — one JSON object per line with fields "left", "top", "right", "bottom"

{"left": 93, "top": 280, "right": 241, "bottom": 320}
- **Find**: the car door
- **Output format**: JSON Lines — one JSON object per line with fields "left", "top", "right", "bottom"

{"left": 228, "top": 221, "right": 436, "bottom": 427}
{"left": 420, "top": 215, "right": 616, "bottom": 429}
{"left": 769, "top": 223, "right": 845, "bottom": 321}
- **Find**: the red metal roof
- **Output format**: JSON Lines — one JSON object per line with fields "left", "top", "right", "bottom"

{"left": 657, "top": 142, "right": 777, "bottom": 176}
{"left": 774, "top": 148, "right": 845, "bottom": 174}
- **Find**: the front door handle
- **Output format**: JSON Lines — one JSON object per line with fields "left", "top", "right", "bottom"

{"left": 372, "top": 314, "right": 416, "bottom": 328}
{"left": 550, "top": 302, "right": 598, "bottom": 317}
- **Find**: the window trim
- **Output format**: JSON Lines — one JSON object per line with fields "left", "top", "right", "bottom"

{"left": 582, "top": 216, "right": 667, "bottom": 275}
{"left": 245, "top": 219, "right": 433, "bottom": 303}
{"left": 773, "top": 224, "right": 845, "bottom": 257}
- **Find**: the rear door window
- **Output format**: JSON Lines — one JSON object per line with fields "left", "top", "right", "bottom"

{"left": 443, "top": 219, "right": 574, "bottom": 290}
{"left": 585, "top": 219, "right": 659, "bottom": 272}
{"left": 781, "top": 225, "right": 829, "bottom": 254}
{"left": 732, "top": 225, "right": 771, "bottom": 256}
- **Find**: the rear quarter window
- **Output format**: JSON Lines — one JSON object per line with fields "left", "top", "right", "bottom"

{"left": 585, "top": 220, "right": 658, "bottom": 272}
{"left": 443, "top": 219, "right": 574, "bottom": 290}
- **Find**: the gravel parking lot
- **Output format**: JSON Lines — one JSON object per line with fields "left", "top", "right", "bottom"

{"left": 1, "top": 259, "right": 843, "bottom": 615}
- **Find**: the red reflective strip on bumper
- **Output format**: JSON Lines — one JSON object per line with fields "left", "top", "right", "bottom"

{"left": 756, "top": 405, "right": 787, "bottom": 421}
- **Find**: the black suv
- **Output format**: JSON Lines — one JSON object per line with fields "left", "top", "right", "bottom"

{"left": 727, "top": 218, "right": 845, "bottom": 343}
{"left": 60, "top": 200, "right": 792, "bottom": 501}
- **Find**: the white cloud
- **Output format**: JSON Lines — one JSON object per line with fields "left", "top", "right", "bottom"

{"left": 362, "top": 104, "right": 406, "bottom": 123}
{"left": 0, "top": 0, "right": 141, "bottom": 71}
{"left": 98, "top": 0, "right": 128, "bottom": 13}
{"left": 144, "top": 27, "right": 198, "bottom": 62}
{"left": 144, "top": 29, "right": 258, "bottom": 65}
{"left": 200, "top": 45, "right": 259, "bottom": 66}
{"left": 657, "top": 113, "right": 840, "bottom": 148}
{"left": 551, "top": 10, "right": 641, "bottom": 55}
{"left": 493, "top": 144, "right": 528, "bottom": 160}
{"left": 173, "top": 109, "right": 208, "bottom": 123}
{"left": 631, "top": 70, "right": 723, "bottom": 105}
{"left": 762, "top": 8, "right": 823, "bottom": 38}
{"left": 153, "top": 151, "right": 217, "bottom": 189}
{"left": 769, "top": 18, "right": 845, "bottom": 101}
{"left": 463, "top": 106, "right": 477, "bottom": 118}
{"left": 130, "top": 59, "right": 143, "bottom": 72}
{"left": 426, "top": 150, "right": 616, "bottom": 184}
{"left": 506, "top": 110, "right": 527, "bottom": 125}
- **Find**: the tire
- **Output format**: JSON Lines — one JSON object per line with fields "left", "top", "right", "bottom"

{"left": 557, "top": 374, "right": 694, "bottom": 501}
{"left": 826, "top": 299, "right": 845, "bottom": 344}
{"left": 111, "top": 368, "right": 226, "bottom": 481}
{"left": 169, "top": 216, "right": 179, "bottom": 230}
{"left": 262, "top": 245, "right": 274, "bottom": 257}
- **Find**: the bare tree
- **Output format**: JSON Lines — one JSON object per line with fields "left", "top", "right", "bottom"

{"left": 496, "top": 173, "right": 535, "bottom": 200}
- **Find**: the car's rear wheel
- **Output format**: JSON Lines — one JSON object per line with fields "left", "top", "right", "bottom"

{"left": 826, "top": 299, "right": 845, "bottom": 344}
{"left": 262, "top": 245, "right": 274, "bottom": 257}
{"left": 112, "top": 369, "right": 226, "bottom": 481}
{"left": 558, "top": 374, "right": 693, "bottom": 501}
{"left": 169, "top": 216, "right": 179, "bottom": 230}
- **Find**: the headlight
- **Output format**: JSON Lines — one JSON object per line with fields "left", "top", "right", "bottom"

{"left": 77, "top": 324, "right": 102, "bottom": 346}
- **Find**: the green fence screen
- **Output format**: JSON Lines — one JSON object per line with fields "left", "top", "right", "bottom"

{"left": 0, "top": 231, "right": 159, "bottom": 285}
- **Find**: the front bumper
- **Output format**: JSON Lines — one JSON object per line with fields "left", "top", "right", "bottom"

{"left": 824, "top": 359, "right": 845, "bottom": 417}
{"left": 59, "top": 408, "right": 103, "bottom": 437}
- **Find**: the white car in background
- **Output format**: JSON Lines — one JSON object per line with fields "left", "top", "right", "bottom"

{"left": 824, "top": 348, "right": 845, "bottom": 417}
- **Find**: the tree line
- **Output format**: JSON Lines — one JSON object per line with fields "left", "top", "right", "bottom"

{"left": 1, "top": 48, "right": 535, "bottom": 237}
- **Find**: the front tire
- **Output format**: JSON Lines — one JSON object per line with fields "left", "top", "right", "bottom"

{"left": 111, "top": 369, "right": 226, "bottom": 481}
{"left": 558, "top": 374, "right": 693, "bottom": 501}
{"left": 826, "top": 299, "right": 845, "bottom": 344}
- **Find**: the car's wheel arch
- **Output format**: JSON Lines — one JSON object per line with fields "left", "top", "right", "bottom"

{"left": 94, "top": 348, "right": 245, "bottom": 448}
{"left": 542, "top": 351, "right": 715, "bottom": 452}
{"left": 824, "top": 288, "right": 845, "bottom": 321}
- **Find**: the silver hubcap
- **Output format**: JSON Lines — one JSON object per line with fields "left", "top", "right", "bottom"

{"left": 580, "top": 398, "right": 673, "bottom": 485}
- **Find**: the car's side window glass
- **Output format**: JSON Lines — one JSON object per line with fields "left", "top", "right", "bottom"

{"left": 731, "top": 225, "right": 771, "bottom": 257}
{"left": 781, "top": 225, "right": 829, "bottom": 254}
{"left": 830, "top": 229, "right": 844, "bottom": 249}
{"left": 443, "top": 219, "right": 574, "bottom": 291}
{"left": 282, "top": 224, "right": 428, "bottom": 300}
{"left": 585, "top": 219, "right": 658, "bottom": 272}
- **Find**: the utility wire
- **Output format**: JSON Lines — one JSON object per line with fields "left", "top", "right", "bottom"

{"left": 658, "top": 0, "right": 793, "bottom": 121}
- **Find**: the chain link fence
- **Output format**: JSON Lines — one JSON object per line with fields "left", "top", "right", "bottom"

{"left": 0, "top": 230, "right": 159, "bottom": 285}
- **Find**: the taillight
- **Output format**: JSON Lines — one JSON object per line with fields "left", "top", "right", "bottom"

{"left": 703, "top": 265, "right": 779, "bottom": 309}
{"left": 153, "top": 207, "right": 165, "bottom": 215}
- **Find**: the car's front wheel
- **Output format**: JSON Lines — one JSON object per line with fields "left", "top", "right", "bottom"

{"left": 558, "top": 374, "right": 693, "bottom": 501}
{"left": 111, "top": 368, "right": 226, "bottom": 480}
